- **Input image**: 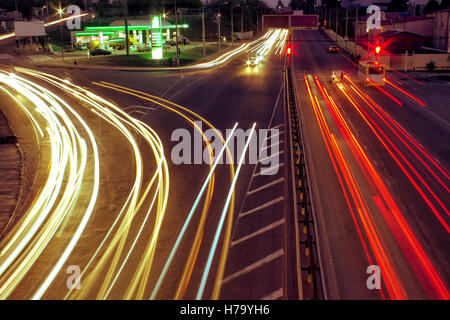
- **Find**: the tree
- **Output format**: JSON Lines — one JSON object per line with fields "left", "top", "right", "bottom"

{"left": 322, "top": 0, "right": 340, "bottom": 8}
{"left": 440, "top": 0, "right": 450, "bottom": 9}
{"left": 387, "top": 0, "right": 408, "bottom": 12}
{"left": 415, "top": 5, "right": 422, "bottom": 16}
{"left": 423, "top": 0, "right": 440, "bottom": 14}
{"left": 289, "top": 0, "right": 304, "bottom": 10}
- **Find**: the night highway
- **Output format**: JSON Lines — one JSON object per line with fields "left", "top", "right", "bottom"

{"left": 0, "top": 0, "right": 449, "bottom": 308}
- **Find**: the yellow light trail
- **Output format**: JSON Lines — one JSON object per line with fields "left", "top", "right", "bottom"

{"left": 0, "top": 68, "right": 171, "bottom": 299}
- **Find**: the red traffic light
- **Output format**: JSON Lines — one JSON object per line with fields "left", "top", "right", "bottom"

{"left": 287, "top": 47, "right": 292, "bottom": 55}
{"left": 375, "top": 46, "right": 381, "bottom": 54}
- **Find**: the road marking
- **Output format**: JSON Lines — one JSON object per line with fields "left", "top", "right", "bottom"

{"left": 264, "top": 130, "right": 283, "bottom": 142}
{"left": 261, "top": 139, "right": 283, "bottom": 151}
{"left": 222, "top": 249, "right": 284, "bottom": 284}
{"left": 239, "top": 196, "right": 284, "bottom": 218}
{"left": 254, "top": 163, "right": 285, "bottom": 177}
{"left": 247, "top": 177, "right": 285, "bottom": 195}
{"left": 231, "top": 218, "right": 285, "bottom": 247}
{"left": 259, "top": 150, "right": 284, "bottom": 163}
{"left": 271, "top": 123, "right": 284, "bottom": 130}
{"left": 261, "top": 288, "right": 284, "bottom": 300}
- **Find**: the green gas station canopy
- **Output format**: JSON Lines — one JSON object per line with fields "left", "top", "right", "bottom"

{"left": 84, "top": 24, "right": 189, "bottom": 32}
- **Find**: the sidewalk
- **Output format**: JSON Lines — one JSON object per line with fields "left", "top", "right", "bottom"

{"left": 30, "top": 42, "right": 240, "bottom": 71}
{"left": 0, "top": 109, "right": 22, "bottom": 238}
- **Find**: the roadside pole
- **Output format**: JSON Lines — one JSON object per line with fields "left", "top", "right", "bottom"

{"left": 202, "top": 7, "right": 206, "bottom": 57}
{"left": 355, "top": 8, "right": 358, "bottom": 58}
{"left": 241, "top": 6, "right": 243, "bottom": 35}
{"left": 218, "top": 9, "right": 221, "bottom": 52}
{"left": 335, "top": 8, "right": 338, "bottom": 43}
{"left": 345, "top": 8, "right": 348, "bottom": 51}
{"left": 256, "top": 8, "right": 259, "bottom": 36}
{"left": 122, "top": 0, "right": 129, "bottom": 56}
{"left": 175, "top": 0, "right": 179, "bottom": 66}
{"left": 231, "top": 7, "right": 233, "bottom": 46}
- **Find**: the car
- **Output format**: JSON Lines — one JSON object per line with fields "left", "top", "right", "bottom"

{"left": 328, "top": 45, "right": 339, "bottom": 53}
{"left": 331, "top": 70, "right": 345, "bottom": 83}
{"left": 90, "top": 48, "right": 112, "bottom": 56}
{"left": 246, "top": 56, "right": 260, "bottom": 67}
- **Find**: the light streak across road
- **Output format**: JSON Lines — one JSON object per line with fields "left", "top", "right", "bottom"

{"left": 0, "top": 68, "right": 170, "bottom": 299}
{"left": 304, "top": 72, "right": 449, "bottom": 299}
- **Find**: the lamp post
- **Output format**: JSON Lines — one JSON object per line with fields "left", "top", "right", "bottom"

{"left": 175, "top": 0, "right": 179, "bottom": 65}
{"left": 202, "top": 6, "right": 205, "bottom": 57}
{"left": 122, "top": 0, "right": 129, "bottom": 56}
{"left": 241, "top": 6, "right": 243, "bottom": 34}
{"left": 231, "top": 6, "right": 234, "bottom": 46}
{"left": 217, "top": 9, "right": 221, "bottom": 52}
{"left": 58, "top": 5, "right": 63, "bottom": 42}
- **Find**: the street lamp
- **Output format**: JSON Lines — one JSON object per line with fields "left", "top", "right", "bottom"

{"left": 174, "top": 0, "right": 180, "bottom": 65}
{"left": 57, "top": 5, "right": 63, "bottom": 42}
{"left": 217, "top": 10, "right": 221, "bottom": 51}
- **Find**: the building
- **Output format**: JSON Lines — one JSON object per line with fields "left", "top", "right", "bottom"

{"left": 430, "top": 8, "right": 450, "bottom": 52}
{"left": 376, "top": 30, "right": 424, "bottom": 53}
{"left": 0, "top": 8, "right": 22, "bottom": 33}
{"left": 73, "top": 19, "right": 189, "bottom": 49}
{"left": 354, "top": 13, "right": 434, "bottom": 46}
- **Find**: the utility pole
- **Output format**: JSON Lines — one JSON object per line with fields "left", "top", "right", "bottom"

{"left": 218, "top": 8, "right": 221, "bottom": 52}
{"left": 58, "top": 2, "right": 63, "bottom": 42}
{"left": 202, "top": 7, "right": 205, "bottom": 57}
{"left": 335, "top": 7, "right": 338, "bottom": 42}
{"left": 256, "top": 8, "right": 259, "bottom": 35}
{"left": 175, "top": 0, "right": 179, "bottom": 65}
{"left": 231, "top": 6, "right": 233, "bottom": 46}
{"left": 241, "top": 6, "right": 243, "bottom": 34}
{"left": 355, "top": 8, "right": 358, "bottom": 58}
{"left": 122, "top": 0, "right": 129, "bottom": 56}
{"left": 345, "top": 8, "right": 348, "bottom": 39}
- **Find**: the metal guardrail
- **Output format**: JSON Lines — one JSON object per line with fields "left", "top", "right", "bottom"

{"left": 284, "top": 61, "right": 324, "bottom": 300}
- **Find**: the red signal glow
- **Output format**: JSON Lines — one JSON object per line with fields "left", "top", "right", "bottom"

{"left": 375, "top": 46, "right": 381, "bottom": 54}
{"left": 287, "top": 47, "right": 292, "bottom": 55}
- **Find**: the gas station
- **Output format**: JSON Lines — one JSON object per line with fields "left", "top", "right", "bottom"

{"left": 72, "top": 16, "right": 189, "bottom": 59}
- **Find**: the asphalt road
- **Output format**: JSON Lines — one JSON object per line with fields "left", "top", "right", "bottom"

{"left": 0, "top": 33, "right": 295, "bottom": 299}
{"left": 0, "top": 28, "right": 448, "bottom": 300}
{"left": 291, "top": 29, "right": 449, "bottom": 299}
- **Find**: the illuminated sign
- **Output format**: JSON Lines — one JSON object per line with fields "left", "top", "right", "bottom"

{"left": 151, "top": 15, "right": 163, "bottom": 59}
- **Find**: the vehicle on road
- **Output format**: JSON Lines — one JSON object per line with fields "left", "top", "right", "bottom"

{"left": 247, "top": 56, "right": 260, "bottom": 67}
{"left": 358, "top": 61, "right": 385, "bottom": 86}
{"left": 328, "top": 45, "right": 339, "bottom": 53}
{"left": 331, "top": 70, "right": 345, "bottom": 83}
{"left": 90, "top": 48, "right": 112, "bottom": 56}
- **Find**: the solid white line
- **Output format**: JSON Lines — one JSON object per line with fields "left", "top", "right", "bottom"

{"left": 254, "top": 163, "right": 285, "bottom": 177}
{"left": 261, "top": 288, "right": 284, "bottom": 300}
{"left": 222, "top": 249, "right": 284, "bottom": 284}
{"left": 239, "top": 196, "right": 284, "bottom": 218}
{"left": 247, "top": 177, "right": 285, "bottom": 195}
{"left": 231, "top": 218, "right": 285, "bottom": 247}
